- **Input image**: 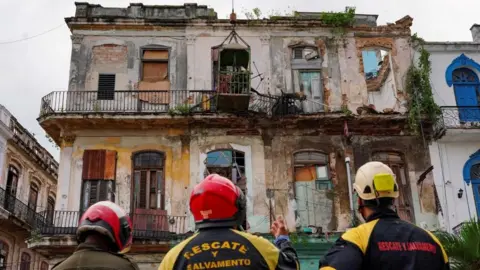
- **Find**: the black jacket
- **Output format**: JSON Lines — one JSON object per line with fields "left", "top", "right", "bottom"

{"left": 319, "top": 210, "right": 450, "bottom": 270}
{"left": 51, "top": 243, "right": 140, "bottom": 270}
{"left": 159, "top": 227, "right": 300, "bottom": 270}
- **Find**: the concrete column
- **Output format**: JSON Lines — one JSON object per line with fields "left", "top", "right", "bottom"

{"left": 186, "top": 35, "right": 197, "bottom": 90}
{"left": 0, "top": 141, "right": 6, "bottom": 187}
{"left": 55, "top": 135, "right": 76, "bottom": 210}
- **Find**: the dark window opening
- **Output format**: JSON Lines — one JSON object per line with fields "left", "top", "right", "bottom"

{"left": 0, "top": 241, "right": 8, "bottom": 270}
{"left": 20, "top": 252, "right": 31, "bottom": 270}
{"left": 212, "top": 46, "right": 250, "bottom": 94}
{"left": 97, "top": 74, "right": 115, "bottom": 100}
{"left": 4, "top": 165, "right": 19, "bottom": 211}
{"left": 28, "top": 183, "right": 39, "bottom": 211}
{"left": 47, "top": 196, "right": 55, "bottom": 223}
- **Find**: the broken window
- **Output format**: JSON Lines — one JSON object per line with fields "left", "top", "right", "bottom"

{"left": 362, "top": 49, "right": 391, "bottom": 91}
{"left": 204, "top": 149, "right": 247, "bottom": 228}
{"left": 292, "top": 47, "right": 319, "bottom": 61}
{"left": 294, "top": 151, "right": 331, "bottom": 190}
{"left": 371, "top": 152, "right": 414, "bottom": 222}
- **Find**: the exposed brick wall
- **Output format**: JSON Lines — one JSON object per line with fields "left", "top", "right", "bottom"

{"left": 92, "top": 44, "right": 127, "bottom": 65}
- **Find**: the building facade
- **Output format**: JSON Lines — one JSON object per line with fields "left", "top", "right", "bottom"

{"left": 33, "top": 3, "right": 440, "bottom": 269}
{"left": 0, "top": 105, "right": 59, "bottom": 270}
{"left": 427, "top": 25, "right": 480, "bottom": 233}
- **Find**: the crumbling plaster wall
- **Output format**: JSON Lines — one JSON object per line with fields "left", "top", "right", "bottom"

{"left": 68, "top": 30, "right": 188, "bottom": 92}
{"left": 62, "top": 129, "right": 190, "bottom": 219}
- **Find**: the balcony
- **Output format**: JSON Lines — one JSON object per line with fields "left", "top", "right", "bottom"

{"left": 34, "top": 210, "right": 188, "bottom": 239}
{"left": 0, "top": 187, "right": 46, "bottom": 230}
{"left": 434, "top": 106, "right": 480, "bottom": 140}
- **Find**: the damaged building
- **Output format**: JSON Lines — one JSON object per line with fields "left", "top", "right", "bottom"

{"left": 33, "top": 2, "right": 439, "bottom": 269}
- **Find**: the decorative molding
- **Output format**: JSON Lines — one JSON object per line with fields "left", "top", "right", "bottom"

{"left": 260, "top": 35, "right": 270, "bottom": 45}
{"left": 71, "top": 34, "right": 84, "bottom": 44}
{"left": 60, "top": 135, "right": 76, "bottom": 148}
{"left": 186, "top": 35, "right": 197, "bottom": 45}
{"left": 445, "top": 53, "right": 480, "bottom": 87}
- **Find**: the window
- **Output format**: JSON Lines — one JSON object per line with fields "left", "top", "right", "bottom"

{"left": 294, "top": 151, "right": 331, "bottom": 190}
{"left": 371, "top": 152, "right": 414, "bottom": 222}
{"left": 292, "top": 47, "right": 319, "bottom": 60}
{"left": 46, "top": 196, "right": 55, "bottom": 223}
{"left": 97, "top": 74, "right": 116, "bottom": 100}
{"left": 5, "top": 165, "right": 19, "bottom": 212}
{"left": 0, "top": 241, "right": 8, "bottom": 270}
{"left": 19, "top": 252, "right": 31, "bottom": 270}
{"left": 204, "top": 150, "right": 247, "bottom": 229}
{"left": 28, "top": 183, "right": 39, "bottom": 211}
{"left": 81, "top": 150, "right": 117, "bottom": 212}
{"left": 293, "top": 48, "right": 304, "bottom": 59}
{"left": 451, "top": 68, "right": 480, "bottom": 122}
{"left": 40, "top": 262, "right": 49, "bottom": 270}
{"left": 141, "top": 48, "right": 169, "bottom": 84}
{"left": 81, "top": 180, "right": 115, "bottom": 212}
{"left": 133, "top": 152, "right": 165, "bottom": 210}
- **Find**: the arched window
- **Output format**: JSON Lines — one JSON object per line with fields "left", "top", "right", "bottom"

{"left": 5, "top": 165, "right": 20, "bottom": 212}
{"left": 46, "top": 196, "right": 55, "bottom": 224}
{"left": 132, "top": 152, "right": 165, "bottom": 210}
{"left": 40, "top": 262, "right": 49, "bottom": 270}
{"left": 371, "top": 152, "right": 414, "bottom": 222}
{"left": 28, "top": 182, "right": 39, "bottom": 211}
{"left": 19, "top": 252, "right": 31, "bottom": 270}
{"left": 452, "top": 68, "right": 480, "bottom": 122}
{"left": 0, "top": 241, "right": 8, "bottom": 270}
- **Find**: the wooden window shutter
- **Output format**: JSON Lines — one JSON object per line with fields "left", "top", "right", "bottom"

{"left": 82, "top": 150, "right": 117, "bottom": 181}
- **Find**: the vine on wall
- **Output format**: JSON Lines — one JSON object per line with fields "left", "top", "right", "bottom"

{"left": 405, "top": 36, "right": 441, "bottom": 134}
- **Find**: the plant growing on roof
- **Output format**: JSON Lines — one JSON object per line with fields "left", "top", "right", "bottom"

{"left": 320, "top": 7, "right": 356, "bottom": 35}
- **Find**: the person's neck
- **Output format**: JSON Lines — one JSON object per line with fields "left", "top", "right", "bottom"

{"left": 83, "top": 235, "right": 112, "bottom": 252}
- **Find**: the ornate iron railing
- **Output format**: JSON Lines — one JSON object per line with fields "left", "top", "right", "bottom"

{"left": 435, "top": 106, "right": 480, "bottom": 133}
{"left": 35, "top": 210, "right": 188, "bottom": 240}
{"left": 0, "top": 187, "right": 46, "bottom": 229}
{"left": 39, "top": 90, "right": 327, "bottom": 118}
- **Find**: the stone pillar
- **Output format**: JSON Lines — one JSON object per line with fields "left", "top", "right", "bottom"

{"left": 260, "top": 35, "right": 271, "bottom": 94}
{"left": 68, "top": 34, "right": 84, "bottom": 91}
{"left": 186, "top": 35, "right": 197, "bottom": 90}
{"left": 55, "top": 135, "right": 76, "bottom": 210}
{"left": 0, "top": 140, "right": 6, "bottom": 187}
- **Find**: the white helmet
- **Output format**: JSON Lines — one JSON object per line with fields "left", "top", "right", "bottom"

{"left": 354, "top": 161, "right": 399, "bottom": 201}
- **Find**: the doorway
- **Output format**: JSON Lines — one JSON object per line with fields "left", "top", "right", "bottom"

{"left": 452, "top": 68, "right": 480, "bottom": 122}
{"left": 4, "top": 165, "right": 19, "bottom": 212}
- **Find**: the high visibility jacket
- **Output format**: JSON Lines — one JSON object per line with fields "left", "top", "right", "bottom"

{"left": 51, "top": 243, "right": 140, "bottom": 270}
{"left": 319, "top": 210, "right": 450, "bottom": 270}
{"left": 159, "top": 227, "right": 300, "bottom": 270}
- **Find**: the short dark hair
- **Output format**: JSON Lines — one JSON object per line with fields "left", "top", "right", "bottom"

{"left": 362, "top": 197, "right": 394, "bottom": 208}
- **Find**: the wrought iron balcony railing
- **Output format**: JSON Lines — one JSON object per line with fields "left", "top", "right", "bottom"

{"left": 435, "top": 106, "right": 480, "bottom": 134}
{"left": 0, "top": 186, "right": 46, "bottom": 229}
{"left": 39, "top": 90, "right": 327, "bottom": 118}
{"left": 35, "top": 210, "right": 188, "bottom": 240}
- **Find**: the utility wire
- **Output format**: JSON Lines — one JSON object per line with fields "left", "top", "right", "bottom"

{"left": 0, "top": 23, "right": 65, "bottom": 45}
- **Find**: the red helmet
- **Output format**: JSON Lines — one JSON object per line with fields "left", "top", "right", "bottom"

{"left": 190, "top": 174, "right": 246, "bottom": 229}
{"left": 77, "top": 201, "right": 133, "bottom": 253}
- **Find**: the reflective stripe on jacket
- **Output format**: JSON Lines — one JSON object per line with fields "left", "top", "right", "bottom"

{"left": 319, "top": 210, "right": 450, "bottom": 270}
{"left": 159, "top": 227, "right": 300, "bottom": 270}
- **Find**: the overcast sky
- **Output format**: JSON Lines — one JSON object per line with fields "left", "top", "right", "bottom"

{"left": 0, "top": 0, "right": 478, "bottom": 161}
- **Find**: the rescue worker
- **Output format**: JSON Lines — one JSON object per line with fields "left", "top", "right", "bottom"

{"left": 52, "top": 201, "right": 139, "bottom": 270}
{"left": 319, "top": 161, "right": 450, "bottom": 270}
{"left": 159, "top": 174, "right": 300, "bottom": 270}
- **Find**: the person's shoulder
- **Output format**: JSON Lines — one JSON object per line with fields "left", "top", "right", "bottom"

{"left": 158, "top": 233, "right": 200, "bottom": 269}
{"left": 341, "top": 219, "right": 380, "bottom": 254}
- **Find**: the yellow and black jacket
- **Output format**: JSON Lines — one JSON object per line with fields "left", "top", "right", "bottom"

{"left": 319, "top": 210, "right": 450, "bottom": 270}
{"left": 159, "top": 227, "right": 300, "bottom": 270}
{"left": 51, "top": 243, "right": 140, "bottom": 270}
